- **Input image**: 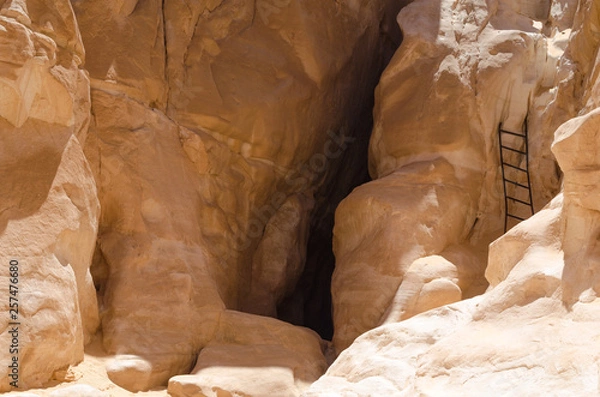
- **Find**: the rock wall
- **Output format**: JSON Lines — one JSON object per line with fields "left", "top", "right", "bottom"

{"left": 3, "top": 0, "right": 600, "bottom": 395}
{"left": 331, "top": 0, "right": 574, "bottom": 352}
{"left": 306, "top": 0, "right": 600, "bottom": 394}
{"left": 1, "top": 0, "right": 402, "bottom": 394}
{"left": 0, "top": 0, "right": 99, "bottom": 390}
{"left": 75, "top": 0, "right": 402, "bottom": 391}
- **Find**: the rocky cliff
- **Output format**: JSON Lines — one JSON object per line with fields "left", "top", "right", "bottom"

{"left": 1, "top": 0, "right": 600, "bottom": 396}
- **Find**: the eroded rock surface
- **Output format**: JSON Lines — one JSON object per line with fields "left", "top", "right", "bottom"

{"left": 331, "top": 0, "right": 574, "bottom": 352}
{"left": 168, "top": 311, "right": 328, "bottom": 397}
{"left": 4, "top": 0, "right": 600, "bottom": 395}
{"left": 0, "top": 0, "right": 405, "bottom": 393}
{"left": 73, "top": 0, "right": 401, "bottom": 392}
{"left": 0, "top": 0, "right": 98, "bottom": 390}
{"left": 306, "top": 0, "right": 600, "bottom": 394}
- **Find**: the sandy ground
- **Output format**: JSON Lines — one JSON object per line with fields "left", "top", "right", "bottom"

{"left": 5, "top": 334, "right": 169, "bottom": 397}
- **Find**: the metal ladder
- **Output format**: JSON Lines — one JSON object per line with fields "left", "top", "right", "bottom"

{"left": 498, "top": 121, "right": 534, "bottom": 232}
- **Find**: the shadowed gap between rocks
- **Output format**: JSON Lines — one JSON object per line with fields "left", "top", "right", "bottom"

{"left": 86, "top": 0, "right": 412, "bottom": 345}
{"left": 277, "top": 3, "right": 408, "bottom": 340}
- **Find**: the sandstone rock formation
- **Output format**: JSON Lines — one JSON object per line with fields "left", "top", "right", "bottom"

{"left": 0, "top": 0, "right": 99, "bottom": 390}
{"left": 3, "top": 0, "right": 600, "bottom": 394}
{"left": 168, "top": 311, "right": 327, "bottom": 397}
{"left": 305, "top": 0, "right": 600, "bottom": 394}
{"left": 74, "top": 0, "right": 401, "bottom": 392}
{"left": 1, "top": 0, "right": 401, "bottom": 394}
{"left": 331, "top": 0, "right": 572, "bottom": 352}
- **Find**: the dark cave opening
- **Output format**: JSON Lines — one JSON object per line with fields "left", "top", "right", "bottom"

{"left": 276, "top": 3, "right": 406, "bottom": 340}
{"left": 277, "top": 152, "right": 371, "bottom": 340}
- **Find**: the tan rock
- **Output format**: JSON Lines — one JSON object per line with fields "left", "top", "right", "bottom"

{"left": 307, "top": 193, "right": 600, "bottom": 396}
{"left": 74, "top": 0, "right": 402, "bottom": 391}
{"left": 0, "top": 0, "right": 98, "bottom": 391}
{"left": 552, "top": 108, "right": 600, "bottom": 306}
{"left": 331, "top": 159, "right": 482, "bottom": 351}
{"left": 309, "top": 0, "right": 600, "bottom": 394}
{"left": 168, "top": 310, "right": 327, "bottom": 397}
{"left": 12, "top": 0, "right": 600, "bottom": 394}
{"left": 71, "top": 0, "right": 167, "bottom": 107}
{"left": 382, "top": 255, "right": 463, "bottom": 323}
{"left": 244, "top": 194, "right": 314, "bottom": 317}
{"left": 331, "top": 0, "right": 573, "bottom": 352}
{"left": 84, "top": 91, "right": 224, "bottom": 391}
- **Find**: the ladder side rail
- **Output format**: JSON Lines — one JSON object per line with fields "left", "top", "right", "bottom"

{"left": 499, "top": 123, "right": 510, "bottom": 232}
{"left": 523, "top": 123, "right": 534, "bottom": 215}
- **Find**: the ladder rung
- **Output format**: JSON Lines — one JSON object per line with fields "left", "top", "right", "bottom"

{"left": 500, "top": 129, "right": 527, "bottom": 138}
{"left": 503, "top": 163, "right": 528, "bottom": 172}
{"left": 507, "top": 196, "right": 532, "bottom": 206}
{"left": 504, "top": 179, "right": 530, "bottom": 189}
{"left": 506, "top": 214, "right": 527, "bottom": 221}
{"left": 501, "top": 145, "right": 527, "bottom": 155}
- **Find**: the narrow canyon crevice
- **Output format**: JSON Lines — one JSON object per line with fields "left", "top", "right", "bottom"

{"left": 277, "top": 2, "right": 407, "bottom": 340}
